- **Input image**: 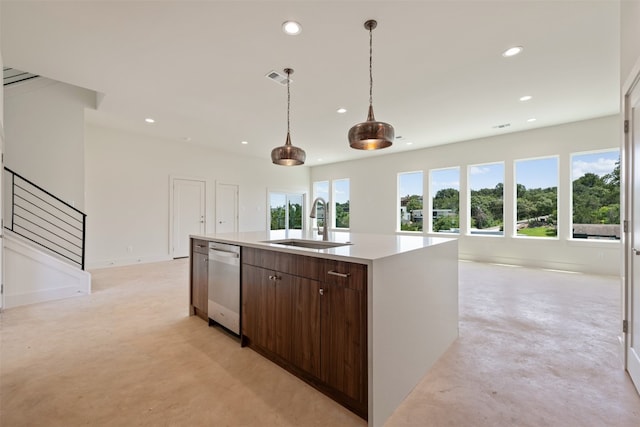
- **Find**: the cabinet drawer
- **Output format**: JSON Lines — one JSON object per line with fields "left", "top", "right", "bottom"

{"left": 243, "top": 247, "right": 321, "bottom": 281}
{"left": 322, "top": 260, "right": 366, "bottom": 291}
{"left": 192, "top": 239, "right": 209, "bottom": 255}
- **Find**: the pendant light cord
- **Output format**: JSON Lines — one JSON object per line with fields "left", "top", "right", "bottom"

{"left": 369, "top": 25, "right": 373, "bottom": 107}
{"left": 287, "top": 70, "right": 291, "bottom": 135}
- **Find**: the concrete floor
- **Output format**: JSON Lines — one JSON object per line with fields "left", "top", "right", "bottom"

{"left": 1, "top": 259, "right": 639, "bottom": 426}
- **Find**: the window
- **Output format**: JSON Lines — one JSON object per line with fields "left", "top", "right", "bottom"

{"left": 571, "top": 150, "right": 620, "bottom": 240}
{"left": 398, "top": 171, "right": 423, "bottom": 232}
{"left": 469, "top": 162, "right": 504, "bottom": 236}
{"left": 430, "top": 167, "right": 460, "bottom": 234}
{"left": 312, "top": 181, "right": 329, "bottom": 230}
{"left": 269, "top": 192, "right": 304, "bottom": 231}
{"left": 515, "top": 157, "right": 558, "bottom": 238}
{"left": 333, "top": 178, "right": 350, "bottom": 229}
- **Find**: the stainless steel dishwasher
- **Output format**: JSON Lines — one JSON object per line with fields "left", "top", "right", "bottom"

{"left": 207, "top": 242, "right": 240, "bottom": 335}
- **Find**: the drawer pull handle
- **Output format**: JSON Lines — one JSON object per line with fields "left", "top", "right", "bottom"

{"left": 328, "top": 270, "right": 350, "bottom": 278}
{"left": 196, "top": 244, "right": 206, "bottom": 248}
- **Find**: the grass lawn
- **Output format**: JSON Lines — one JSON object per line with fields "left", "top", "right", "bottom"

{"left": 517, "top": 227, "right": 557, "bottom": 237}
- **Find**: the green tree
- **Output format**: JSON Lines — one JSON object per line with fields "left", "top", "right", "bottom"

{"left": 573, "top": 170, "right": 619, "bottom": 224}
{"left": 335, "top": 201, "right": 350, "bottom": 228}
{"left": 433, "top": 188, "right": 459, "bottom": 211}
{"left": 270, "top": 206, "right": 285, "bottom": 230}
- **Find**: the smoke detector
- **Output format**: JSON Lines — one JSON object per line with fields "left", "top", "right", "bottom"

{"left": 265, "top": 70, "right": 292, "bottom": 86}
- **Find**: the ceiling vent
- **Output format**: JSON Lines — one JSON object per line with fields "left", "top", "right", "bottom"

{"left": 4, "top": 67, "right": 40, "bottom": 86}
{"left": 265, "top": 69, "right": 292, "bottom": 86}
{"left": 492, "top": 123, "right": 511, "bottom": 129}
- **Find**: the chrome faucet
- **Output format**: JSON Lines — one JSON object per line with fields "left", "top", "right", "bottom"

{"left": 310, "top": 197, "right": 329, "bottom": 241}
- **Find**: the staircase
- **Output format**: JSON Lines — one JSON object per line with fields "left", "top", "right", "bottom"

{"left": 3, "top": 167, "right": 91, "bottom": 308}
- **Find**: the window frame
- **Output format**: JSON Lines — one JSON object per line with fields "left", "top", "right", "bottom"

{"left": 429, "top": 166, "right": 460, "bottom": 235}
{"left": 467, "top": 161, "right": 505, "bottom": 237}
{"left": 569, "top": 148, "right": 620, "bottom": 241}
{"left": 268, "top": 191, "right": 306, "bottom": 232}
{"left": 513, "top": 155, "right": 559, "bottom": 240}
{"left": 397, "top": 170, "right": 424, "bottom": 233}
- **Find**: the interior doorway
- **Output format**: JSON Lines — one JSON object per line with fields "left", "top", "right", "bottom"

{"left": 171, "top": 177, "right": 206, "bottom": 258}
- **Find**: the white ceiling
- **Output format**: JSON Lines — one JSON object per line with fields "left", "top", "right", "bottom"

{"left": 1, "top": 1, "right": 620, "bottom": 166}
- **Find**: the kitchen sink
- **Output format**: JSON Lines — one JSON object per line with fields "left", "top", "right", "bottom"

{"left": 262, "top": 239, "right": 352, "bottom": 249}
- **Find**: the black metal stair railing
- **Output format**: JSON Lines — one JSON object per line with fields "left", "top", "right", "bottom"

{"left": 4, "top": 167, "right": 87, "bottom": 270}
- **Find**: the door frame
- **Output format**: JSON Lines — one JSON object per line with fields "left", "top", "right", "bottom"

{"left": 622, "top": 54, "right": 640, "bottom": 390}
{"left": 169, "top": 175, "right": 207, "bottom": 258}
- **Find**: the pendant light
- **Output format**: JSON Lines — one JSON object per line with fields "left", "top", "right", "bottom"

{"left": 271, "top": 68, "right": 306, "bottom": 166}
{"left": 348, "top": 19, "right": 394, "bottom": 150}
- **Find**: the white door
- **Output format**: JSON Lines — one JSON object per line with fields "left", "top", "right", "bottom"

{"left": 216, "top": 183, "right": 238, "bottom": 233}
{"left": 172, "top": 178, "right": 205, "bottom": 258}
{"left": 628, "top": 71, "right": 640, "bottom": 392}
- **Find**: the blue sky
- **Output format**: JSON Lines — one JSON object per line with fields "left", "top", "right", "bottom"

{"left": 469, "top": 163, "right": 504, "bottom": 191}
{"left": 396, "top": 149, "right": 619, "bottom": 197}
{"left": 515, "top": 157, "right": 558, "bottom": 189}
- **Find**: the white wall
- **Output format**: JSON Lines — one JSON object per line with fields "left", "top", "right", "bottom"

{"left": 4, "top": 78, "right": 96, "bottom": 210}
{"left": 85, "top": 124, "right": 310, "bottom": 268}
{"left": 621, "top": 0, "right": 640, "bottom": 83}
{"left": 311, "top": 115, "right": 621, "bottom": 275}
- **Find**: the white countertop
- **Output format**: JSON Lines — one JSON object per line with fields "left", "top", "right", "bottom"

{"left": 190, "top": 230, "right": 456, "bottom": 263}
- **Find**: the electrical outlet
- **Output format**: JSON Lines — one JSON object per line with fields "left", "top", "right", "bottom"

{"left": 127, "top": 246, "right": 133, "bottom": 253}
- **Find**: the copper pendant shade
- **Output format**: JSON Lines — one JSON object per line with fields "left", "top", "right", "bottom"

{"left": 348, "top": 19, "right": 394, "bottom": 150}
{"left": 271, "top": 68, "right": 306, "bottom": 166}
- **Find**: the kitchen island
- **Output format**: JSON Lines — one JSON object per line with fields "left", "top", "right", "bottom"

{"left": 190, "top": 230, "right": 458, "bottom": 427}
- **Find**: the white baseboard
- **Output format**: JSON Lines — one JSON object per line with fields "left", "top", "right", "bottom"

{"left": 86, "top": 255, "right": 173, "bottom": 270}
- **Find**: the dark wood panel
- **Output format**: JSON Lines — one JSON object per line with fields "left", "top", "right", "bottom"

{"left": 192, "top": 251, "right": 208, "bottom": 317}
{"left": 242, "top": 247, "right": 322, "bottom": 281}
{"left": 241, "top": 251, "right": 368, "bottom": 419}
{"left": 291, "top": 276, "right": 321, "bottom": 377}
{"left": 242, "top": 264, "right": 275, "bottom": 349}
{"left": 323, "top": 259, "right": 367, "bottom": 291}
{"left": 321, "top": 282, "right": 367, "bottom": 404}
{"left": 192, "top": 239, "right": 209, "bottom": 255}
{"left": 274, "top": 272, "right": 293, "bottom": 360}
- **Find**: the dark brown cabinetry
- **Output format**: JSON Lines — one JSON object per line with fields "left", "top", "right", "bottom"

{"left": 190, "top": 239, "right": 208, "bottom": 320}
{"left": 241, "top": 247, "right": 367, "bottom": 419}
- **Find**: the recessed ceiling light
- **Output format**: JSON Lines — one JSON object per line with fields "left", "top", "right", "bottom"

{"left": 282, "top": 21, "right": 302, "bottom": 35}
{"left": 336, "top": 108, "right": 347, "bottom": 114}
{"left": 241, "top": 140, "right": 249, "bottom": 145}
{"left": 317, "top": 158, "right": 323, "bottom": 162}
{"left": 145, "top": 118, "right": 155, "bottom": 123}
{"left": 406, "top": 142, "right": 413, "bottom": 145}
{"left": 519, "top": 95, "right": 532, "bottom": 102}
{"left": 527, "top": 118, "right": 537, "bottom": 123}
{"left": 502, "top": 46, "right": 523, "bottom": 57}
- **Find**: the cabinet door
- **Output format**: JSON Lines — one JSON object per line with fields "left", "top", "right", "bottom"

{"left": 272, "top": 271, "right": 294, "bottom": 360}
{"left": 321, "top": 281, "right": 366, "bottom": 403}
{"left": 242, "top": 264, "right": 274, "bottom": 349}
{"left": 242, "top": 265, "right": 293, "bottom": 360}
{"left": 291, "top": 276, "right": 321, "bottom": 377}
{"left": 192, "top": 252, "right": 208, "bottom": 318}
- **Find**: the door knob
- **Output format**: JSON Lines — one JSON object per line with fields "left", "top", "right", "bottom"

{"left": 633, "top": 248, "right": 640, "bottom": 256}
{"left": 319, "top": 288, "right": 324, "bottom": 296}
